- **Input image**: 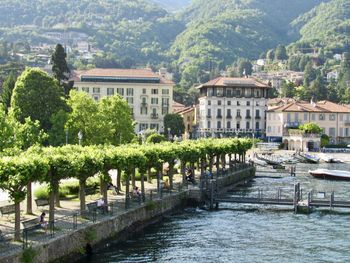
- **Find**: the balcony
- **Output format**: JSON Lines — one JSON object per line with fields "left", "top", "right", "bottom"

{"left": 162, "top": 103, "right": 169, "bottom": 108}
{"left": 141, "top": 102, "right": 148, "bottom": 107}
{"left": 236, "top": 115, "right": 242, "bottom": 119}
{"left": 284, "top": 121, "right": 301, "bottom": 128}
{"left": 207, "top": 115, "right": 212, "bottom": 118}
{"left": 255, "top": 116, "right": 261, "bottom": 120}
{"left": 226, "top": 115, "right": 232, "bottom": 119}
{"left": 283, "top": 129, "right": 321, "bottom": 138}
{"left": 151, "top": 113, "right": 159, "bottom": 119}
{"left": 216, "top": 115, "right": 223, "bottom": 119}
{"left": 246, "top": 115, "right": 251, "bottom": 119}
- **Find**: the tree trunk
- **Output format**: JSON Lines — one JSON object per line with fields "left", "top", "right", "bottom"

{"left": 140, "top": 171, "right": 145, "bottom": 202}
{"left": 55, "top": 181, "right": 60, "bottom": 208}
{"left": 147, "top": 167, "right": 152, "bottom": 183}
{"left": 102, "top": 178, "right": 108, "bottom": 206}
{"left": 181, "top": 161, "right": 186, "bottom": 184}
{"left": 14, "top": 202, "right": 21, "bottom": 241}
{"left": 117, "top": 168, "right": 122, "bottom": 192}
{"left": 79, "top": 179, "right": 86, "bottom": 213}
{"left": 26, "top": 182, "right": 32, "bottom": 214}
{"left": 125, "top": 173, "right": 130, "bottom": 209}
{"left": 99, "top": 177, "right": 103, "bottom": 195}
{"left": 157, "top": 167, "right": 161, "bottom": 194}
{"left": 209, "top": 157, "right": 213, "bottom": 173}
{"left": 169, "top": 162, "right": 174, "bottom": 190}
{"left": 131, "top": 168, "right": 136, "bottom": 188}
{"left": 49, "top": 188, "right": 55, "bottom": 223}
{"left": 216, "top": 155, "right": 220, "bottom": 173}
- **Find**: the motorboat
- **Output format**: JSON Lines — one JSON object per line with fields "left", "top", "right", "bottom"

{"left": 309, "top": 169, "right": 350, "bottom": 181}
{"left": 298, "top": 153, "right": 320, "bottom": 164}
{"left": 255, "top": 154, "right": 282, "bottom": 166}
{"left": 248, "top": 157, "right": 267, "bottom": 167}
{"left": 320, "top": 154, "right": 344, "bottom": 163}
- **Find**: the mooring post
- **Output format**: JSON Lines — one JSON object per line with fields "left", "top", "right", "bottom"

{"left": 293, "top": 184, "right": 298, "bottom": 214}
{"left": 330, "top": 191, "right": 334, "bottom": 210}
{"left": 307, "top": 192, "right": 311, "bottom": 214}
{"left": 210, "top": 179, "right": 214, "bottom": 210}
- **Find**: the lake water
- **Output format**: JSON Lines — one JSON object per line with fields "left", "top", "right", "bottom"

{"left": 78, "top": 162, "right": 350, "bottom": 263}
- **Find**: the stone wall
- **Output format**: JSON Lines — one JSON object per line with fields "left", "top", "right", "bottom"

{"left": 0, "top": 167, "right": 254, "bottom": 263}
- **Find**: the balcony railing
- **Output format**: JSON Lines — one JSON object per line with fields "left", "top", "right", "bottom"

{"left": 255, "top": 116, "right": 261, "bottom": 119}
{"left": 151, "top": 113, "right": 159, "bottom": 119}
{"left": 284, "top": 121, "right": 301, "bottom": 128}
{"left": 236, "top": 115, "right": 242, "bottom": 119}
{"left": 207, "top": 115, "right": 212, "bottom": 118}
{"left": 141, "top": 102, "right": 148, "bottom": 107}
{"left": 283, "top": 129, "right": 321, "bottom": 138}
{"left": 226, "top": 115, "right": 232, "bottom": 119}
{"left": 216, "top": 115, "right": 222, "bottom": 119}
{"left": 246, "top": 116, "right": 251, "bottom": 119}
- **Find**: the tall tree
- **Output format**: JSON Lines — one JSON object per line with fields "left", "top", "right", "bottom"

{"left": 1, "top": 72, "right": 17, "bottom": 112}
{"left": 238, "top": 59, "right": 253, "bottom": 76}
{"left": 274, "top": 44, "right": 288, "bottom": 60}
{"left": 280, "top": 81, "right": 296, "bottom": 98}
{"left": 303, "top": 62, "right": 317, "bottom": 87}
{"left": 10, "top": 67, "right": 66, "bottom": 132}
{"left": 51, "top": 44, "right": 70, "bottom": 84}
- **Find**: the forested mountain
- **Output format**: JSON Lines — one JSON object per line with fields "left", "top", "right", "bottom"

{"left": 291, "top": 0, "right": 350, "bottom": 53}
{"left": 1, "top": 0, "right": 349, "bottom": 89}
{"left": 150, "top": 0, "right": 190, "bottom": 11}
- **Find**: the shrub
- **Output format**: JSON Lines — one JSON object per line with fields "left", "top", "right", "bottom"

{"left": 146, "top": 133, "right": 166, "bottom": 144}
{"left": 60, "top": 181, "right": 79, "bottom": 195}
{"left": 34, "top": 186, "right": 49, "bottom": 200}
{"left": 21, "top": 246, "right": 37, "bottom": 263}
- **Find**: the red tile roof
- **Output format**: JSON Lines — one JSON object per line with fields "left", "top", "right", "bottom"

{"left": 72, "top": 68, "right": 173, "bottom": 84}
{"left": 197, "top": 77, "right": 270, "bottom": 88}
{"left": 268, "top": 100, "right": 350, "bottom": 113}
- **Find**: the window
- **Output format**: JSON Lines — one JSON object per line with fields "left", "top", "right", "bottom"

{"left": 329, "top": 114, "right": 336, "bottom": 121}
{"left": 246, "top": 122, "right": 250, "bottom": 129}
{"left": 311, "top": 114, "right": 315, "bottom": 121}
{"left": 304, "top": 113, "right": 308, "bottom": 121}
{"left": 162, "top": 89, "right": 169, "bottom": 95}
{"left": 295, "top": 113, "right": 299, "bottom": 121}
{"left": 226, "top": 89, "right": 232, "bottom": 97}
{"left": 139, "top": 123, "right": 148, "bottom": 131}
{"left": 217, "top": 121, "right": 221, "bottom": 129}
{"left": 162, "top": 107, "right": 169, "bottom": 115}
{"left": 126, "top": 97, "right": 133, "bottom": 104}
{"left": 256, "top": 122, "right": 260, "bottom": 130}
{"left": 329, "top": 127, "right": 336, "bottom": 137}
{"left": 207, "top": 121, "right": 211, "bottom": 129}
{"left": 218, "top": 100, "right": 222, "bottom": 106}
{"left": 340, "top": 114, "right": 343, "bottom": 121}
{"left": 319, "top": 113, "right": 325, "bottom": 120}
{"left": 142, "top": 88, "right": 146, "bottom": 94}
{"left": 236, "top": 89, "right": 241, "bottom": 97}
{"left": 236, "top": 122, "right": 240, "bottom": 129}
{"left": 208, "top": 100, "right": 211, "bottom": 105}
{"left": 151, "top": 89, "right": 158, "bottom": 95}
{"left": 256, "top": 109, "right": 260, "bottom": 118}
{"left": 217, "top": 109, "right": 222, "bottom": 117}
{"left": 256, "top": 101, "right": 259, "bottom": 106}
{"left": 142, "top": 97, "right": 147, "bottom": 104}
{"left": 162, "top": 98, "right": 169, "bottom": 106}
{"left": 247, "top": 101, "right": 250, "bottom": 106}
{"left": 227, "top": 121, "right": 231, "bottom": 129}
{"left": 150, "top": 123, "right": 159, "bottom": 130}
{"left": 287, "top": 113, "right": 291, "bottom": 122}
{"left": 227, "top": 101, "right": 231, "bottom": 106}
{"left": 82, "top": 87, "right": 90, "bottom": 93}
{"left": 217, "top": 88, "right": 223, "bottom": 97}
{"left": 207, "top": 109, "right": 211, "bottom": 117}
{"left": 107, "top": 88, "right": 114, "bottom": 96}
{"left": 237, "top": 109, "right": 241, "bottom": 117}
{"left": 246, "top": 109, "right": 251, "bottom": 118}
{"left": 127, "top": 88, "right": 134, "bottom": 96}
{"left": 93, "top": 88, "right": 100, "bottom": 93}
{"left": 237, "top": 101, "right": 240, "bottom": 106}
{"left": 340, "top": 128, "right": 344, "bottom": 137}
{"left": 346, "top": 128, "right": 349, "bottom": 137}
{"left": 151, "top": 98, "right": 158, "bottom": 105}
{"left": 117, "top": 88, "right": 124, "bottom": 96}
{"left": 227, "top": 109, "right": 231, "bottom": 117}
{"left": 141, "top": 107, "right": 148, "bottom": 115}
{"left": 267, "top": 126, "right": 271, "bottom": 132}
{"left": 256, "top": 90, "right": 260, "bottom": 97}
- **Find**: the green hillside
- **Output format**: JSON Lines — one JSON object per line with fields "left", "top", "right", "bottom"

{"left": 291, "top": 0, "right": 350, "bottom": 52}
{"left": 150, "top": 0, "right": 190, "bottom": 11}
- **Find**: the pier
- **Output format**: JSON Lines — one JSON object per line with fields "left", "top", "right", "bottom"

{"left": 207, "top": 182, "right": 350, "bottom": 213}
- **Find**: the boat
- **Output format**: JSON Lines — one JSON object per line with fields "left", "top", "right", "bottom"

{"left": 320, "top": 154, "right": 344, "bottom": 163}
{"left": 298, "top": 153, "right": 320, "bottom": 164}
{"left": 255, "top": 154, "right": 282, "bottom": 166}
{"left": 248, "top": 157, "right": 267, "bottom": 167}
{"left": 309, "top": 169, "right": 350, "bottom": 181}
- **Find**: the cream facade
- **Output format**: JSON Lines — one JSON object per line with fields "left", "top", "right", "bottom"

{"left": 267, "top": 100, "right": 350, "bottom": 149}
{"left": 73, "top": 68, "right": 174, "bottom": 133}
{"left": 196, "top": 77, "right": 270, "bottom": 138}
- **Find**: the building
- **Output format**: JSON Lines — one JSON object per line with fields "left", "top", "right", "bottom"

{"left": 196, "top": 77, "right": 270, "bottom": 138}
{"left": 267, "top": 100, "right": 350, "bottom": 149}
{"left": 173, "top": 102, "right": 197, "bottom": 139}
{"left": 73, "top": 68, "right": 174, "bottom": 133}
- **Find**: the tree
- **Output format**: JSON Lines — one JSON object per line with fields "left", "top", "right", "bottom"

{"left": 321, "top": 134, "right": 329, "bottom": 147}
{"left": 164, "top": 113, "right": 185, "bottom": 137}
{"left": 1, "top": 72, "right": 17, "bottom": 112}
{"left": 0, "top": 104, "right": 14, "bottom": 151}
{"left": 280, "top": 81, "right": 296, "bottom": 98}
{"left": 98, "top": 94, "right": 135, "bottom": 145}
{"left": 299, "top": 123, "right": 322, "bottom": 134}
{"left": 10, "top": 68, "right": 66, "bottom": 132}
{"left": 303, "top": 62, "right": 317, "bottom": 87}
{"left": 238, "top": 59, "right": 253, "bottom": 76}
{"left": 51, "top": 44, "right": 70, "bottom": 84}
{"left": 266, "top": 49, "right": 274, "bottom": 60}
{"left": 274, "top": 44, "right": 288, "bottom": 60}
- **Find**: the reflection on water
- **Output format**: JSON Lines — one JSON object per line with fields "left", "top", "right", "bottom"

{"left": 78, "top": 163, "right": 350, "bottom": 263}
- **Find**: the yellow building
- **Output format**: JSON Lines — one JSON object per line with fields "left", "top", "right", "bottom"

{"left": 267, "top": 100, "right": 350, "bottom": 150}
{"left": 73, "top": 68, "right": 174, "bottom": 133}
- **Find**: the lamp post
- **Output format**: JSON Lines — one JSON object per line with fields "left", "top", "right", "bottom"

{"left": 78, "top": 131, "right": 83, "bottom": 146}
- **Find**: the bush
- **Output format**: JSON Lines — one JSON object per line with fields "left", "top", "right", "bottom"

{"left": 146, "top": 133, "right": 166, "bottom": 144}
{"left": 34, "top": 186, "right": 49, "bottom": 200}
{"left": 60, "top": 181, "right": 79, "bottom": 195}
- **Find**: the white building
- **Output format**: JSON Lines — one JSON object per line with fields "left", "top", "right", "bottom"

{"left": 196, "top": 77, "right": 270, "bottom": 138}
{"left": 73, "top": 68, "right": 174, "bottom": 133}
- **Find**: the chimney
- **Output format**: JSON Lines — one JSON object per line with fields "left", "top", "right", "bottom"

{"left": 310, "top": 97, "right": 316, "bottom": 108}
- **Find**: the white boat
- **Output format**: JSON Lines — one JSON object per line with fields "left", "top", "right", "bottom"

{"left": 309, "top": 169, "right": 350, "bottom": 181}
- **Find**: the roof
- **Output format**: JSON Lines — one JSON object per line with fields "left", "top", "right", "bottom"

{"left": 268, "top": 100, "right": 350, "bottom": 113}
{"left": 174, "top": 106, "right": 195, "bottom": 115}
{"left": 196, "top": 77, "right": 270, "bottom": 89}
{"left": 72, "top": 68, "right": 173, "bottom": 84}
